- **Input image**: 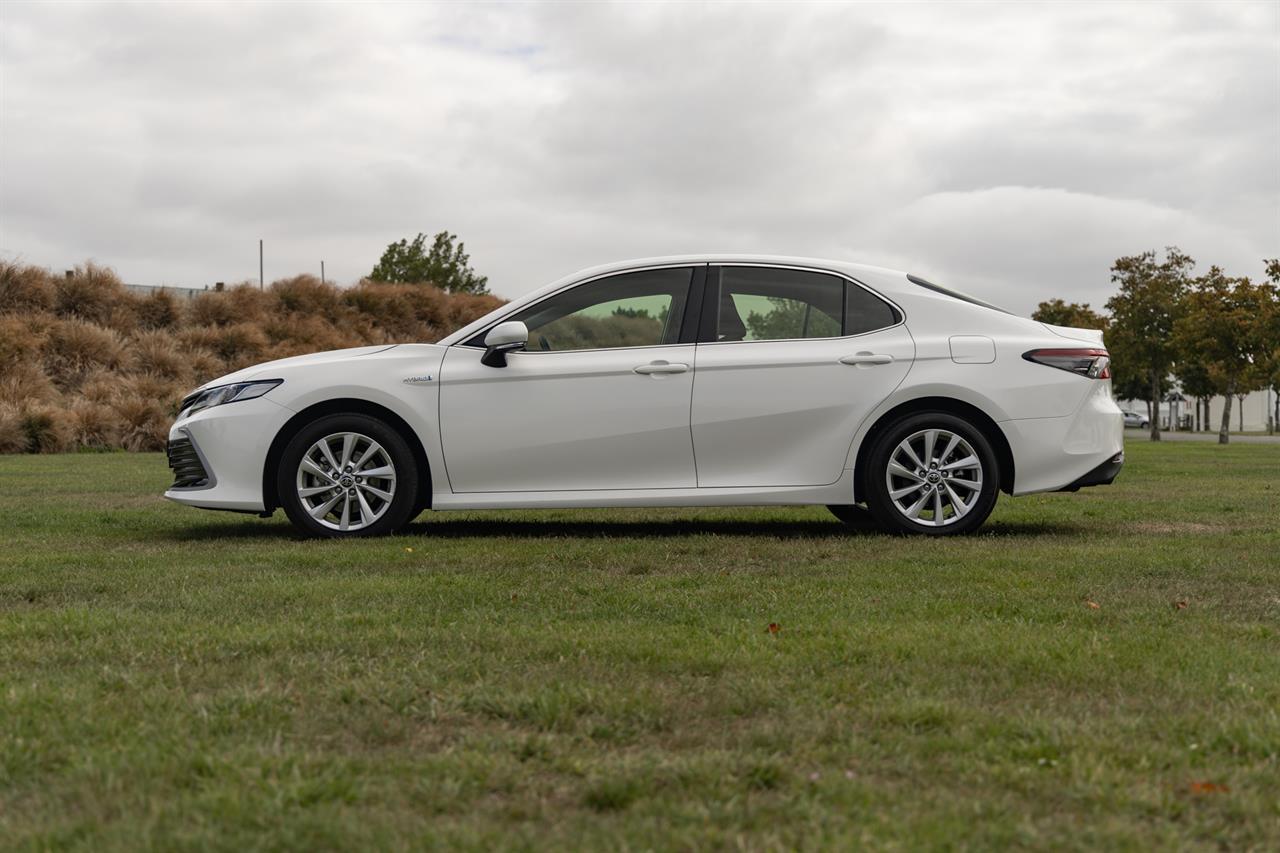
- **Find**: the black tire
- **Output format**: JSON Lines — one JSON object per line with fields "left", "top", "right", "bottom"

{"left": 827, "top": 504, "right": 881, "bottom": 531}
{"left": 277, "top": 413, "right": 419, "bottom": 538}
{"left": 863, "top": 412, "right": 999, "bottom": 536}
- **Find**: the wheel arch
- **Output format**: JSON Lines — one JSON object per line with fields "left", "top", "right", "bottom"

{"left": 262, "top": 398, "right": 432, "bottom": 514}
{"left": 852, "top": 397, "right": 1015, "bottom": 502}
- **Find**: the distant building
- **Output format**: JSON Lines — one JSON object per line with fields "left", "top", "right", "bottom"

{"left": 1118, "top": 388, "right": 1276, "bottom": 432}
{"left": 122, "top": 283, "right": 213, "bottom": 301}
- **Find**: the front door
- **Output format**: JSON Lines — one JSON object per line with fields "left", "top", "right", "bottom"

{"left": 439, "top": 266, "right": 702, "bottom": 493}
{"left": 690, "top": 265, "right": 915, "bottom": 487}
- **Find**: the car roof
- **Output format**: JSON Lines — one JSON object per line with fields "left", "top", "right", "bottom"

{"left": 437, "top": 255, "right": 914, "bottom": 346}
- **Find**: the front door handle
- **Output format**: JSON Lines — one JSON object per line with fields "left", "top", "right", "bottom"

{"left": 633, "top": 361, "right": 689, "bottom": 375}
{"left": 839, "top": 353, "right": 894, "bottom": 366}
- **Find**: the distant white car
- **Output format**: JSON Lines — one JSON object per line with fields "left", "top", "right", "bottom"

{"left": 166, "top": 256, "right": 1124, "bottom": 537}
{"left": 1122, "top": 410, "right": 1150, "bottom": 428}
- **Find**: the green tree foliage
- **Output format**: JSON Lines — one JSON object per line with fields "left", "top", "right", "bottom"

{"left": 1104, "top": 248, "right": 1194, "bottom": 441}
{"left": 744, "top": 297, "right": 840, "bottom": 341}
{"left": 1172, "top": 267, "right": 1279, "bottom": 444}
{"left": 370, "top": 231, "right": 489, "bottom": 294}
{"left": 1031, "top": 299, "right": 1109, "bottom": 331}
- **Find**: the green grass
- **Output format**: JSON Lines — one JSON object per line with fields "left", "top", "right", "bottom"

{"left": 1, "top": 442, "right": 1277, "bottom": 850}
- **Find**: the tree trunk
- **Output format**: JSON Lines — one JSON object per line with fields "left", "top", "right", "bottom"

{"left": 1149, "top": 371, "right": 1161, "bottom": 441}
{"left": 1218, "top": 382, "right": 1235, "bottom": 445}
{"left": 1195, "top": 398, "right": 1201, "bottom": 432}
{"left": 1237, "top": 395, "right": 1246, "bottom": 432}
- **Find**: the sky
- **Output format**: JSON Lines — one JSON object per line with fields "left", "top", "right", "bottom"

{"left": 1, "top": 1, "right": 1277, "bottom": 316}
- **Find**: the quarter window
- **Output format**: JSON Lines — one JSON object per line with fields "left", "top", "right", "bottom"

{"left": 506, "top": 268, "right": 692, "bottom": 351}
{"left": 845, "top": 282, "right": 901, "bottom": 334}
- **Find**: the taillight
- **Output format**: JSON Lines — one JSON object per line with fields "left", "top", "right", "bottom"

{"left": 1023, "top": 348, "right": 1111, "bottom": 379}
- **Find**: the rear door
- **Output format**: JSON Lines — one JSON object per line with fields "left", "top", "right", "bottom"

{"left": 690, "top": 265, "right": 914, "bottom": 487}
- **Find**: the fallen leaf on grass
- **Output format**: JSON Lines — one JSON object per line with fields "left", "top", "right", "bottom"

{"left": 1084, "top": 599, "right": 1101, "bottom": 610}
{"left": 766, "top": 623, "right": 781, "bottom": 634}
{"left": 1189, "top": 780, "right": 1229, "bottom": 794}
{"left": 1173, "top": 599, "right": 1189, "bottom": 610}
{"left": 404, "top": 547, "right": 414, "bottom": 553}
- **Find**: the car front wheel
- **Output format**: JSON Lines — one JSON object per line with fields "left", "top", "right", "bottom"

{"left": 863, "top": 412, "right": 999, "bottom": 536}
{"left": 277, "top": 413, "right": 419, "bottom": 538}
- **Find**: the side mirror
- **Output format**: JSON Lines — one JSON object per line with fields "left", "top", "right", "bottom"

{"left": 481, "top": 321, "right": 529, "bottom": 368}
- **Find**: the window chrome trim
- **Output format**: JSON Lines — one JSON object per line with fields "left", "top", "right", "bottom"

{"left": 459, "top": 262, "right": 703, "bottom": 351}
{"left": 455, "top": 260, "right": 907, "bottom": 350}
{"left": 701, "top": 261, "right": 906, "bottom": 345}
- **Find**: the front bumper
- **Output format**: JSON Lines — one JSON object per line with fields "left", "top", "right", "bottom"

{"left": 163, "top": 396, "right": 294, "bottom": 511}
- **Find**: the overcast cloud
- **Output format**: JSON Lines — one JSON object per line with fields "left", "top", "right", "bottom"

{"left": 1, "top": 0, "right": 1276, "bottom": 314}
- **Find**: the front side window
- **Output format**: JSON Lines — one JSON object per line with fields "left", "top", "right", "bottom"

{"left": 507, "top": 267, "right": 692, "bottom": 352}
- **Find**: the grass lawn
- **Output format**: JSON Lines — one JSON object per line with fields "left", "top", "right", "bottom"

{"left": 1, "top": 442, "right": 1277, "bottom": 850}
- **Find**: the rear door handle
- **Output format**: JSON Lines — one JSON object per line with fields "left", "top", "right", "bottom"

{"left": 633, "top": 361, "right": 689, "bottom": 375}
{"left": 840, "top": 353, "right": 894, "bottom": 366}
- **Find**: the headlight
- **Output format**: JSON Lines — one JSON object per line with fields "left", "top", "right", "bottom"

{"left": 180, "top": 379, "right": 283, "bottom": 417}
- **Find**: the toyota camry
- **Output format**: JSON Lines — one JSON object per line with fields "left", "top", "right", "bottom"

{"left": 165, "top": 256, "right": 1124, "bottom": 537}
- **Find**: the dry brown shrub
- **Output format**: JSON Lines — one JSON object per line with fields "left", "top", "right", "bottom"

{"left": 68, "top": 399, "right": 125, "bottom": 449}
{"left": 16, "top": 402, "right": 74, "bottom": 453}
{"left": 79, "top": 369, "right": 122, "bottom": 405}
{"left": 136, "top": 289, "right": 183, "bottom": 329}
{"left": 272, "top": 275, "right": 344, "bottom": 320}
{"left": 0, "top": 314, "right": 49, "bottom": 367}
{"left": 52, "top": 262, "right": 128, "bottom": 326}
{"left": 42, "top": 319, "right": 131, "bottom": 386}
{"left": 189, "top": 284, "right": 274, "bottom": 327}
{"left": 346, "top": 283, "right": 440, "bottom": 340}
{"left": 0, "top": 361, "right": 59, "bottom": 405}
{"left": 130, "top": 330, "right": 191, "bottom": 381}
{"left": 113, "top": 395, "right": 169, "bottom": 451}
{"left": 178, "top": 325, "right": 222, "bottom": 353}
{"left": 0, "top": 402, "right": 27, "bottom": 453}
{"left": 187, "top": 349, "right": 226, "bottom": 385}
{"left": 122, "top": 373, "right": 185, "bottom": 413}
{"left": 445, "top": 293, "right": 505, "bottom": 330}
{"left": 210, "top": 322, "right": 269, "bottom": 367}
{"left": 0, "top": 261, "right": 54, "bottom": 314}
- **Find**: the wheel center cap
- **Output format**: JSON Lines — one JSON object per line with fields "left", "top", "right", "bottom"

{"left": 338, "top": 474, "right": 354, "bottom": 488}
{"left": 927, "top": 471, "right": 941, "bottom": 483}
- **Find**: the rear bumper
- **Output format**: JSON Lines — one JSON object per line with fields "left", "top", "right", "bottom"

{"left": 1000, "top": 381, "right": 1124, "bottom": 495}
{"left": 1055, "top": 451, "right": 1124, "bottom": 492}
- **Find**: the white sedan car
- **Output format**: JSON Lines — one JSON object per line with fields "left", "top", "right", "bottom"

{"left": 166, "top": 256, "right": 1124, "bottom": 537}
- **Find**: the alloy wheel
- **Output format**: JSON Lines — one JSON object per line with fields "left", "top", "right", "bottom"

{"left": 295, "top": 431, "right": 397, "bottom": 532}
{"left": 884, "top": 428, "right": 983, "bottom": 527}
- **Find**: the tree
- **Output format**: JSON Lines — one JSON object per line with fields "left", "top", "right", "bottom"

{"left": 370, "top": 231, "right": 489, "bottom": 294}
{"left": 1175, "top": 360, "right": 1216, "bottom": 432}
{"left": 1171, "top": 267, "right": 1278, "bottom": 444}
{"left": 1104, "top": 248, "right": 1194, "bottom": 441}
{"left": 1031, "top": 299, "right": 1109, "bottom": 331}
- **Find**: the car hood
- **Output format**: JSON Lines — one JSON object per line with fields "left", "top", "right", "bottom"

{"left": 194, "top": 344, "right": 401, "bottom": 390}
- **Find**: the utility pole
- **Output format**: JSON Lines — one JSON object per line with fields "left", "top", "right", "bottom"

{"left": 259, "top": 239, "right": 264, "bottom": 290}
{"left": 321, "top": 260, "right": 326, "bottom": 285}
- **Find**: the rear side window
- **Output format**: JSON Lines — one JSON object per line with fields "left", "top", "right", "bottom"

{"left": 714, "top": 267, "right": 900, "bottom": 342}
{"left": 716, "top": 267, "right": 843, "bottom": 342}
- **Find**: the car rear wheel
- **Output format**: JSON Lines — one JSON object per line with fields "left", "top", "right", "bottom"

{"left": 277, "top": 413, "right": 419, "bottom": 538}
{"left": 863, "top": 412, "right": 999, "bottom": 536}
